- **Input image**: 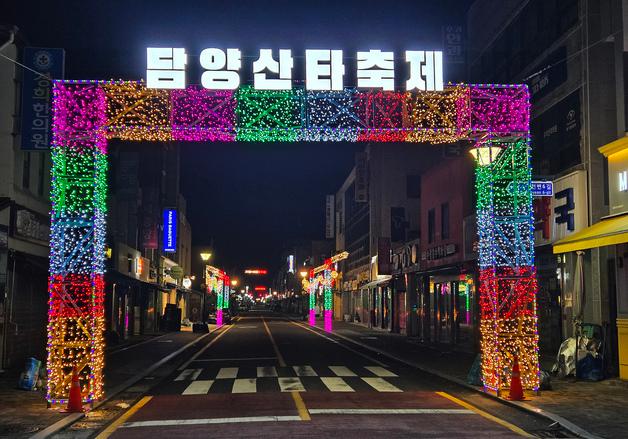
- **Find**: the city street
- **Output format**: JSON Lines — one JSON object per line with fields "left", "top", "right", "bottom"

{"left": 98, "top": 312, "right": 547, "bottom": 438}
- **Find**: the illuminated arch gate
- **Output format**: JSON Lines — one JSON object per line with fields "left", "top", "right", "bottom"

{"left": 48, "top": 80, "right": 538, "bottom": 404}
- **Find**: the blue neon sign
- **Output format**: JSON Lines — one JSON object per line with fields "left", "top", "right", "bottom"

{"left": 163, "top": 209, "right": 177, "bottom": 252}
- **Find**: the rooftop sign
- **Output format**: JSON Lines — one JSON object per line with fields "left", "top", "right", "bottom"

{"left": 146, "top": 48, "right": 443, "bottom": 92}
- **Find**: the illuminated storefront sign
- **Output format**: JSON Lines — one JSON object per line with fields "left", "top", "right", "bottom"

{"left": 163, "top": 209, "right": 177, "bottom": 252}
{"left": 146, "top": 47, "right": 443, "bottom": 91}
{"left": 245, "top": 269, "right": 268, "bottom": 275}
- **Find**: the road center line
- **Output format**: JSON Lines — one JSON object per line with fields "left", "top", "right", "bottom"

{"left": 262, "top": 317, "right": 287, "bottom": 367}
{"left": 290, "top": 321, "right": 388, "bottom": 367}
{"left": 291, "top": 391, "right": 311, "bottom": 421}
{"left": 262, "top": 318, "right": 310, "bottom": 421}
{"left": 436, "top": 392, "right": 533, "bottom": 438}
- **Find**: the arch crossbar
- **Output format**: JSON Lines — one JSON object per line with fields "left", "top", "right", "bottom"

{"left": 47, "top": 80, "right": 538, "bottom": 404}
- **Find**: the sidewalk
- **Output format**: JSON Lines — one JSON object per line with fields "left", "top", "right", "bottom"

{"left": 0, "top": 327, "right": 213, "bottom": 439}
{"left": 313, "top": 318, "right": 628, "bottom": 439}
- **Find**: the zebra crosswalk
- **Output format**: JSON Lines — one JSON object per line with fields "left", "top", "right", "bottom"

{"left": 171, "top": 365, "right": 407, "bottom": 395}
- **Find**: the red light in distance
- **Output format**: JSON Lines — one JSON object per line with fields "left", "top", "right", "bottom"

{"left": 245, "top": 269, "right": 268, "bottom": 275}
{"left": 254, "top": 286, "right": 267, "bottom": 291}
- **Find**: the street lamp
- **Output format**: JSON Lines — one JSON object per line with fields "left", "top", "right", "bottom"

{"left": 231, "top": 279, "right": 239, "bottom": 287}
{"left": 200, "top": 252, "right": 212, "bottom": 262}
{"left": 469, "top": 139, "right": 503, "bottom": 166}
{"left": 299, "top": 270, "right": 308, "bottom": 279}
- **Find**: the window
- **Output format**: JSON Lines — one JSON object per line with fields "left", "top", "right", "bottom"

{"left": 428, "top": 208, "right": 435, "bottom": 244}
{"left": 406, "top": 175, "right": 421, "bottom": 198}
{"left": 441, "top": 203, "right": 450, "bottom": 240}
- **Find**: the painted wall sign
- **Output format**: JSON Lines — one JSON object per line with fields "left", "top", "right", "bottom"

{"left": 146, "top": 47, "right": 444, "bottom": 91}
{"left": 533, "top": 170, "right": 588, "bottom": 245}
{"left": 162, "top": 209, "right": 177, "bottom": 252}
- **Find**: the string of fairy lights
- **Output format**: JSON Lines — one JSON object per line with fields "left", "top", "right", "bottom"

{"left": 47, "top": 79, "right": 537, "bottom": 405}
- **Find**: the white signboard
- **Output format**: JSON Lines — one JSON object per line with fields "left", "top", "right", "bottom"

{"left": 146, "top": 47, "right": 444, "bottom": 91}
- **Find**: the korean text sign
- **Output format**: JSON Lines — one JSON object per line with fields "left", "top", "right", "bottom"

{"left": 21, "top": 47, "right": 65, "bottom": 150}
{"left": 146, "top": 47, "right": 443, "bottom": 91}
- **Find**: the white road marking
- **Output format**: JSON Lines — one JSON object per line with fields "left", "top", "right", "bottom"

{"left": 361, "top": 377, "right": 402, "bottom": 392}
{"left": 193, "top": 357, "right": 277, "bottom": 362}
{"left": 232, "top": 378, "right": 257, "bottom": 393}
{"left": 365, "top": 366, "right": 398, "bottom": 377}
{"left": 182, "top": 380, "right": 214, "bottom": 395}
{"left": 216, "top": 367, "right": 238, "bottom": 379}
{"left": 293, "top": 366, "right": 317, "bottom": 377}
{"left": 278, "top": 377, "right": 305, "bottom": 392}
{"left": 174, "top": 368, "right": 202, "bottom": 381}
{"left": 257, "top": 366, "right": 278, "bottom": 377}
{"left": 122, "top": 415, "right": 302, "bottom": 428}
{"left": 329, "top": 366, "right": 356, "bottom": 377}
{"left": 320, "top": 377, "right": 354, "bottom": 392}
{"left": 308, "top": 408, "right": 474, "bottom": 415}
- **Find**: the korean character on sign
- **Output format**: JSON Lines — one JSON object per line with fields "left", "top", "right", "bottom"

{"left": 31, "top": 133, "right": 48, "bottom": 148}
{"left": 200, "top": 48, "right": 241, "bottom": 90}
{"left": 33, "top": 102, "right": 49, "bottom": 117}
{"left": 32, "top": 116, "right": 49, "bottom": 131}
{"left": 253, "top": 49, "right": 293, "bottom": 90}
{"left": 33, "top": 86, "right": 49, "bottom": 99}
{"left": 406, "top": 51, "right": 444, "bottom": 91}
{"left": 146, "top": 47, "right": 187, "bottom": 89}
{"left": 305, "top": 49, "right": 345, "bottom": 91}
{"left": 356, "top": 50, "right": 394, "bottom": 91}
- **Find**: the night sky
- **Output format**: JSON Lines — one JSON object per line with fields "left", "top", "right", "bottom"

{"left": 7, "top": 0, "right": 471, "bottom": 272}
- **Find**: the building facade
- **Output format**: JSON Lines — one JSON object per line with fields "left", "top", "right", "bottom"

{"left": 0, "top": 28, "right": 53, "bottom": 369}
{"left": 468, "top": 0, "right": 628, "bottom": 372}
{"left": 335, "top": 143, "right": 441, "bottom": 330}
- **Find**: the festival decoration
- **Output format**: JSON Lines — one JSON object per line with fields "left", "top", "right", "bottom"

{"left": 47, "top": 80, "right": 537, "bottom": 405}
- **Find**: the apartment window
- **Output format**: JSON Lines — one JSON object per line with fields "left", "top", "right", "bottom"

{"left": 22, "top": 152, "right": 31, "bottom": 190}
{"left": 406, "top": 175, "right": 421, "bottom": 198}
{"left": 428, "top": 208, "right": 435, "bottom": 244}
{"left": 441, "top": 202, "right": 450, "bottom": 240}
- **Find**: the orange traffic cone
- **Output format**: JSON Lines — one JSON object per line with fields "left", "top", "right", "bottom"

{"left": 66, "top": 367, "right": 84, "bottom": 412}
{"left": 508, "top": 355, "right": 524, "bottom": 401}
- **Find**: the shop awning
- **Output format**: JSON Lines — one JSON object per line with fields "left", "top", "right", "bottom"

{"left": 361, "top": 275, "right": 392, "bottom": 289}
{"left": 553, "top": 213, "right": 628, "bottom": 254}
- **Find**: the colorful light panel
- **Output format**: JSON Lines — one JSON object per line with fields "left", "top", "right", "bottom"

{"left": 47, "top": 80, "right": 538, "bottom": 405}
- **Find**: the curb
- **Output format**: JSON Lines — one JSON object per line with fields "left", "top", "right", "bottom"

{"left": 30, "top": 327, "right": 222, "bottom": 439}
{"left": 296, "top": 319, "right": 604, "bottom": 439}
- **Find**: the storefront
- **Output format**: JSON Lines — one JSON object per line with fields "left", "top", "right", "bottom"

{"left": 554, "top": 135, "right": 628, "bottom": 379}
{"left": 391, "top": 240, "right": 421, "bottom": 335}
{"left": 534, "top": 170, "right": 588, "bottom": 353}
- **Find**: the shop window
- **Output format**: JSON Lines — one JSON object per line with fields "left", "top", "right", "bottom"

{"left": 406, "top": 175, "right": 421, "bottom": 198}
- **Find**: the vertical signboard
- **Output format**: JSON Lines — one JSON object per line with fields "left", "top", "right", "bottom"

{"left": 442, "top": 25, "right": 464, "bottom": 64}
{"left": 163, "top": 209, "right": 177, "bottom": 252}
{"left": 20, "top": 47, "right": 65, "bottom": 150}
{"left": 355, "top": 152, "right": 368, "bottom": 202}
{"left": 325, "top": 194, "right": 335, "bottom": 238}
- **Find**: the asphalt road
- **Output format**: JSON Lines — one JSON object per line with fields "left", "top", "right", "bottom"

{"left": 100, "top": 312, "right": 552, "bottom": 438}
